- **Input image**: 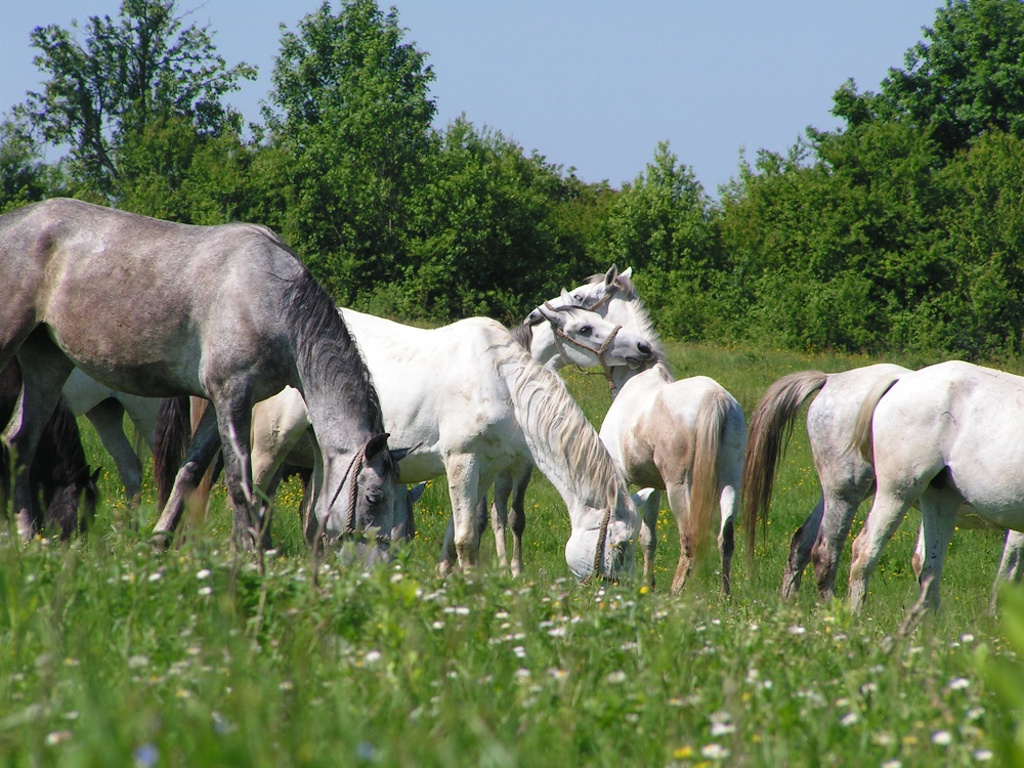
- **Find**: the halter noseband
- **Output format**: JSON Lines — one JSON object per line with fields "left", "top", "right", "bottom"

{"left": 543, "top": 302, "right": 622, "bottom": 393}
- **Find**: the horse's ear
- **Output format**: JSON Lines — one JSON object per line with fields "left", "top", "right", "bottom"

{"left": 605, "top": 265, "right": 619, "bottom": 285}
{"left": 90, "top": 467, "right": 101, "bottom": 484}
{"left": 537, "top": 302, "right": 565, "bottom": 328}
{"left": 389, "top": 442, "right": 422, "bottom": 463}
{"left": 408, "top": 481, "right": 426, "bottom": 503}
{"left": 364, "top": 432, "right": 391, "bottom": 461}
{"left": 619, "top": 266, "right": 632, "bottom": 280}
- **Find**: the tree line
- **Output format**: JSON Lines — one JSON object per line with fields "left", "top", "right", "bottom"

{"left": 4, "top": 0, "right": 1024, "bottom": 360}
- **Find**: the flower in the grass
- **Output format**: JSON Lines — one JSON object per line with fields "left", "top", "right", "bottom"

{"left": 701, "top": 743, "right": 729, "bottom": 760}
{"left": 931, "top": 730, "right": 953, "bottom": 746}
{"left": 196, "top": 569, "right": 211, "bottom": 580}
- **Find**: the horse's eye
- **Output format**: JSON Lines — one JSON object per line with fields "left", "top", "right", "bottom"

{"left": 572, "top": 293, "right": 584, "bottom": 302}
{"left": 579, "top": 325, "right": 593, "bottom": 336}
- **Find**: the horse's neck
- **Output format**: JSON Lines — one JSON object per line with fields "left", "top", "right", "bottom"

{"left": 609, "top": 357, "right": 673, "bottom": 399}
{"left": 494, "top": 339, "right": 623, "bottom": 524}
{"left": 289, "top": 302, "right": 384, "bottom": 446}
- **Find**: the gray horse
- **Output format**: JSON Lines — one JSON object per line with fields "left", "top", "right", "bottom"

{"left": 0, "top": 198, "right": 406, "bottom": 555}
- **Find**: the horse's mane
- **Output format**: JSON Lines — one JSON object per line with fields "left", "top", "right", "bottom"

{"left": 508, "top": 320, "right": 533, "bottom": 349}
{"left": 283, "top": 269, "right": 386, "bottom": 437}
{"left": 495, "top": 339, "right": 626, "bottom": 514}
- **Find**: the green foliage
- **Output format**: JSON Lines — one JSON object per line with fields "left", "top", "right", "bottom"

{"left": 399, "top": 118, "right": 593, "bottom": 323}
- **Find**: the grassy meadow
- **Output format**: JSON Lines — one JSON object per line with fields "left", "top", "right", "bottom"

{"left": 1, "top": 341, "right": 1021, "bottom": 766}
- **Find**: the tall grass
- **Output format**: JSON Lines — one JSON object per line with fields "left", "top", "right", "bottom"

{"left": 0, "top": 342, "right": 1012, "bottom": 766}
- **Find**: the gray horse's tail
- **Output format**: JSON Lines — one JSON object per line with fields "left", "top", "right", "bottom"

{"left": 742, "top": 371, "right": 828, "bottom": 553}
{"left": 850, "top": 376, "right": 902, "bottom": 465}
{"left": 153, "top": 397, "right": 192, "bottom": 510}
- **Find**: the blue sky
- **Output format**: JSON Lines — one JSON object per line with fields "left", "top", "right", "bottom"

{"left": 1, "top": 0, "right": 943, "bottom": 194}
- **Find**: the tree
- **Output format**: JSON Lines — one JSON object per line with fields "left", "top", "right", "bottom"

{"left": 0, "top": 115, "right": 62, "bottom": 211}
{"left": 597, "top": 142, "right": 728, "bottom": 340}
{"left": 401, "top": 118, "right": 586, "bottom": 322}
{"left": 833, "top": 0, "right": 1024, "bottom": 156}
{"left": 263, "top": 0, "right": 436, "bottom": 302}
{"left": 22, "top": 0, "right": 255, "bottom": 196}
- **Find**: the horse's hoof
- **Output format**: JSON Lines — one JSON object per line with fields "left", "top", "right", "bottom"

{"left": 149, "top": 531, "right": 173, "bottom": 551}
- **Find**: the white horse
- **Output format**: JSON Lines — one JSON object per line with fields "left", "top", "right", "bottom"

{"left": 848, "top": 360, "right": 1024, "bottom": 631}
{"left": 537, "top": 266, "right": 747, "bottom": 594}
{"left": 744, "top": 364, "right": 1024, "bottom": 609}
{"left": 482, "top": 301, "right": 655, "bottom": 575}
{"left": 249, "top": 306, "right": 650, "bottom": 579}
{"left": 62, "top": 369, "right": 160, "bottom": 505}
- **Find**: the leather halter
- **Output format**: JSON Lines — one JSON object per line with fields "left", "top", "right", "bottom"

{"left": 582, "top": 506, "right": 615, "bottom": 584}
{"left": 318, "top": 449, "right": 391, "bottom": 548}
{"left": 543, "top": 302, "right": 622, "bottom": 392}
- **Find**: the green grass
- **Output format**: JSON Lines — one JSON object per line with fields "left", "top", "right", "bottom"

{"left": 0, "top": 341, "right": 1016, "bottom": 766}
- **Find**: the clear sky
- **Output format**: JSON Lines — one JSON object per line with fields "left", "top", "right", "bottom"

{"left": 0, "top": 0, "right": 943, "bottom": 195}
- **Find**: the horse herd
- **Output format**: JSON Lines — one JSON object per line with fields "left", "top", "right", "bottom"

{"left": 1, "top": 198, "right": 1022, "bottom": 632}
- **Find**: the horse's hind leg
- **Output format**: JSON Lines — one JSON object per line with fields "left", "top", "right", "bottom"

{"left": 151, "top": 404, "right": 221, "bottom": 547}
{"left": 899, "top": 489, "right": 959, "bottom": 635}
{"left": 490, "top": 471, "right": 513, "bottom": 571}
{"left": 86, "top": 398, "right": 143, "bottom": 507}
{"left": 991, "top": 530, "right": 1024, "bottom": 613}
{"left": 4, "top": 332, "right": 74, "bottom": 539}
{"left": 782, "top": 497, "right": 824, "bottom": 599}
{"left": 848, "top": 491, "right": 912, "bottom": 613}
{"left": 718, "top": 483, "right": 738, "bottom": 596}
{"left": 812, "top": 490, "right": 869, "bottom": 601}
{"left": 667, "top": 480, "right": 694, "bottom": 594}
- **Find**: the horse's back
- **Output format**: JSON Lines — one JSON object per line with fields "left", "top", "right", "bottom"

{"left": 873, "top": 361, "right": 1024, "bottom": 515}
{"left": 337, "top": 309, "right": 523, "bottom": 480}
{"left": 1, "top": 198, "right": 305, "bottom": 397}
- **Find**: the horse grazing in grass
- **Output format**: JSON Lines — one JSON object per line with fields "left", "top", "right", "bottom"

{"left": 479, "top": 301, "right": 654, "bottom": 575}
{"left": 0, "top": 198, "right": 404, "bottom": 558}
{"left": 62, "top": 369, "right": 159, "bottom": 507}
{"left": 848, "top": 360, "right": 1024, "bottom": 631}
{"left": 241, "top": 308, "right": 643, "bottom": 580}
{"left": 537, "top": 266, "right": 747, "bottom": 594}
{"left": 0, "top": 359, "right": 99, "bottom": 538}
{"left": 744, "top": 364, "right": 1024, "bottom": 609}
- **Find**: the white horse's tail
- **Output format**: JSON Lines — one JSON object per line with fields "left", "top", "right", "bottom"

{"left": 688, "top": 388, "right": 736, "bottom": 567}
{"left": 741, "top": 370, "right": 828, "bottom": 553}
{"left": 494, "top": 336, "right": 625, "bottom": 516}
{"left": 850, "top": 376, "right": 902, "bottom": 464}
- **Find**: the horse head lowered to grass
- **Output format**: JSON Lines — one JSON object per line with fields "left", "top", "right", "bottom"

{"left": 0, "top": 198, "right": 406, "bottom": 559}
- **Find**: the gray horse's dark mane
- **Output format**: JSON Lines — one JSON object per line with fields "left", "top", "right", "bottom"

{"left": 283, "top": 269, "right": 386, "bottom": 436}
{"left": 508, "top": 320, "right": 533, "bottom": 349}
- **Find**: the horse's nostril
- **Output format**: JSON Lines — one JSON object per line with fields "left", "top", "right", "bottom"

{"left": 639, "top": 341, "right": 652, "bottom": 356}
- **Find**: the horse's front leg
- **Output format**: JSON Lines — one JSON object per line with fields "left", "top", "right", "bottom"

{"left": 992, "top": 530, "right": 1024, "bottom": 613}
{"left": 443, "top": 452, "right": 483, "bottom": 572}
{"left": 212, "top": 393, "right": 259, "bottom": 552}
{"left": 635, "top": 488, "right": 662, "bottom": 588}
{"left": 507, "top": 463, "right": 533, "bottom": 578}
{"left": 86, "top": 398, "right": 143, "bottom": 508}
